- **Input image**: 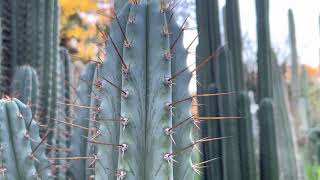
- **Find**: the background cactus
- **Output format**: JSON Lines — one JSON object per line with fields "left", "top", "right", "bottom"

{"left": 69, "top": 63, "right": 97, "bottom": 180}
{"left": 196, "top": 0, "right": 257, "bottom": 179}
{"left": 0, "top": 0, "right": 73, "bottom": 178}
{"left": 224, "top": 1, "right": 256, "bottom": 179}
{"left": 11, "top": 65, "right": 38, "bottom": 114}
{"left": 255, "top": 0, "right": 298, "bottom": 179}
{"left": 196, "top": 1, "right": 227, "bottom": 179}
{"left": 288, "top": 9, "right": 300, "bottom": 109}
{"left": 0, "top": 0, "right": 317, "bottom": 179}
{"left": 258, "top": 98, "right": 279, "bottom": 180}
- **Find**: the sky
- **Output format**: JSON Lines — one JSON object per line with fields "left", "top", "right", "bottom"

{"left": 237, "top": 0, "right": 320, "bottom": 67}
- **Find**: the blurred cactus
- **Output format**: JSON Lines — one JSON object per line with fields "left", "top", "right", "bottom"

{"left": 255, "top": 0, "right": 298, "bottom": 179}
{"left": 258, "top": 98, "right": 279, "bottom": 180}
{"left": 225, "top": 0, "right": 257, "bottom": 179}
{"left": 196, "top": 0, "right": 226, "bottom": 178}
{"left": 288, "top": 9, "right": 300, "bottom": 108}
{"left": 196, "top": 0, "right": 247, "bottom": 179}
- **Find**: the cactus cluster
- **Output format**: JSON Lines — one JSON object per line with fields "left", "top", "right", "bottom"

{"left": 0, "top": 0, "right": 73, "bottom": 179}
{"left": 255, "top": 1, "right": 298, "bottom": 180}
{"left": 0, "top": 0, "right": 316, "bottom": 179}
{"left": 196, "top": 0, "right": 256, "bottom": 179}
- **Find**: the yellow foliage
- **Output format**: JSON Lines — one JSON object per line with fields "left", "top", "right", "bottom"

{"left": 59, "top": 0, "right": 112, "bottom": 61}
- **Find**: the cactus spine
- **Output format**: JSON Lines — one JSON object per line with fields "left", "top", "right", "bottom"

{"left": 196, "top": 0, "right": 244, "bottom": 179}
{"left": 69, "top": 1, "right": 196, "bottom": 179}
{"left": 224, "top": 0, "right": 256, "bottom": 179}
{"left": 69, "top": 63, "right": 97, "bottom": 180}
{"left": 0, "top": 98, "right": 52, "bottom": 179}
{"left": 196, "top": 1, "right": 224, "bottom": 179}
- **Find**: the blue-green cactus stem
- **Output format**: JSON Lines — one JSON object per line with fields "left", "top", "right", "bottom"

{"left": 255, "top": 0, "right": 273, "bottom": 100}
{"left": 11, "top": 65, "right": 38, "bottom": 114}
{"left": 52, "top": 49, "right": 69, "bottom": 180}
{"left": 258, "top": 98, "right": 279, "bottom": 180}
{"left": 94, "top": 3, "right": 130, "bottom": 180}
{"left": 70, "top": 1, "right": 196, "bottom": 179}
{"left": 236, "top": 93, "right": 256, "bottom": 179}
{"left": 0, "top": 98, "right": 52, "bottom": 179}
{"left": 195, "top": 0, "right": 223, "bottom": 179}
{"left": 225, "top": 0, "right": 256, "bottom": 179}
{"left": 69, "top": 63, "right": 97, "bottom": 180}
{"left": 168, "top": 8, "right": 194, "bottom": 180}
{"left": 0, "top": 0, "right": 17, "bottom": 94}
{"left": 117, "top": 3, "right": 149, "bottom": 179}
{"left": 14, "top": 99, "right": 53, "bottom": 180}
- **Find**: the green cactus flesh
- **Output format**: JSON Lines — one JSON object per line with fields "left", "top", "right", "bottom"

{"left": 69, "top": 1, "right": 196, "bottom": 179}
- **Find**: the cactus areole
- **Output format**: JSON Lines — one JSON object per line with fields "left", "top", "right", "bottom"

{"left": 69, "top": 1, "right": 197, "bottom": 179}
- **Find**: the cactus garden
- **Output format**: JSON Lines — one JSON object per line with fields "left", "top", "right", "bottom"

{"left": 0, "top": 0, "right": 319, "bottom": 179}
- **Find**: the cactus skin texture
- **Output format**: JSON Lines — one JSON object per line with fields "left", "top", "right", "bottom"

{"left": 0, "top": 0, "right": 47, "bottom": 94}
{"left": 0, "top": 98, "right": 53, "bottom": 180}
{"left": 69, "top": 1, "right": 194, "bottom": 179}
{"left": 69, "top": 63, "right": 97, "bottom": 180}
{"left": 11, "top": 65, "right": 38, "bottom": 114}
{"left": 50, "top": 47, "right": 70, "bottom": 180}
{"left": 258, "top": 98, "right": 279, "bottom": 180}
{"left": 0, "top": 0, "right": 16, "bottom": 94}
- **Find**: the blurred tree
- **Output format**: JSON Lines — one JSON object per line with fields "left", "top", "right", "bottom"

{"left": 59, "top": 0, "right": 112, "bottom": 62}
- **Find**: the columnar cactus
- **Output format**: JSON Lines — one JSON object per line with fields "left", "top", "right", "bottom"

{"left": 225, "top": 0, "right": 256, "bottom": 179}
{"left": 196, "top": 0, "right": 243, "bottom": 179}
{"left": 11, "top": 65, "right": 39, "bottom": 114}
{"left": 288, "top": 9, "right": 300, "bottom": 108}
{"left": 68, "top": 1, "right": 205, "bottom": 179}
{"left": 255, "top": 0, "right": 278, "bottom": 179}
{"left": 36, "top": 0, "right": 59, "bottom": 128}
{"left": 255, "top": 0, "right": 298, "bottom": 180}
{"left": 271, "top": 51, "right": 299, "bottom": 180}
{"left": 0, "top": 0, "right": 59, "bottom": 112}
{"left": 0, "top": 0, "right": 16, "bottom": 94}
{"left": 0, "top": 98, "right": 53, "bottom": 179}
{"left": 258, "top": 98, "right": 279, "bottom": 180}
{"left": 196, "top": 1, "right": 224, "bottom": 179}
{"left": 69, "top": 63, "right": 97, "bottom": 180}
{"left": 50, "top": 48, "right": 71, "bottom": 179}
